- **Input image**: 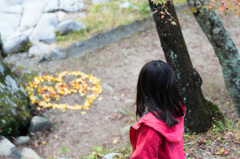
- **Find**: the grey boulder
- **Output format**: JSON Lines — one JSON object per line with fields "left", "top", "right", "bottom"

{"left": 29, "top": 13, "right": 58, "bottom": 43}
{"left": 59, "top": 0, "right": 84, "bottom": 12}
{"left": 44, "top": 0, "right": 59, "bottom": 12}
{"left": 20, "top": 0, "right": 45, "bottom": 28}
{"left": 57, "top": 20, "right": 85, "bottom": 35}
{"left": 2, "top": 32, "right": 29, "bottom": 55}
{"left": 21, "top": 148, "right": 41, "bottom": 159}
{"left": 29, "top": 116, "right": 53, "bottom": 132}
{"left": 0, "top": 136, "right": 23, "bottom": 159}
{"left": 28, "top": 42, "right": 50, "bottom": 56}
{"left": 0, "top": 12, "right": 21, "bottom": 39}
{"left": 14, "top": 136, "right": 30, "bottom": 145}
{"left": 49, "top": 47, "right": 67, "bottom": 60}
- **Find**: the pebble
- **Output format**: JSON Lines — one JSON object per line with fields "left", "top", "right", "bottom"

{"left": 102, "top": 153, "right": 121, "bottom": 159}
{"left": 102, "top": 83, "right": 114, "bottom": 92}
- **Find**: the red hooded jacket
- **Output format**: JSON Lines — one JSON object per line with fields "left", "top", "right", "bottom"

{"left": 130, "top": 108, "right": 186, "bottom": 159}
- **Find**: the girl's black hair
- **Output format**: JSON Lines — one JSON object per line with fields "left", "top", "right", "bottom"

{"left": 136, "top": 60, "right": 185, "bottom": 127}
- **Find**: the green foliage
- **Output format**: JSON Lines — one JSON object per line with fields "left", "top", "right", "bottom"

{"left": 0, "top": 64, "right": 30, "bottom": 137}
{"left": 19, "top": 41, "right": 32, "bottom": 53}
{"left": 81, "top": 146, "right": 132, "bottom": 159}
{"left": 82, "top": 146, "right": 104, "bottom": 159}
{"left": 207, "top": 101, "right": 225, "bottom": 122}
{"left": 138, "top": 2, "right": 151, "bottom": 16}
{"left": 212, "top": 119, "right": 240, "bottom": 134}
{"left": 59, "top": 146, "right": 70, "bottom": 156}
{"left": 59, "top": 146, "right": 70, "bottom": 153}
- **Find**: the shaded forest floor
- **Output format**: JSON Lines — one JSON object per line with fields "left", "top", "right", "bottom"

{"left": 5, "top": 6, "right": 240, "bottom": 159}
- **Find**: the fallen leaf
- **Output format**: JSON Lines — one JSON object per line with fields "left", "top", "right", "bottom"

{"left": 113, "top": 139, "right": 119, "bottom": 144}
{"left": 34, "top": 141, "right": 38, "bottom": 147}
{"left": 216, "top": 148, "right": 224, "bottom": 155}
{"left": 81, "top": 111, "right": 86, "bottom": 115}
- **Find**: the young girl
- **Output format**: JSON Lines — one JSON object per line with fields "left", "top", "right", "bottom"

{"left": 130, "top": 60, "right": 186, "bottom": 159}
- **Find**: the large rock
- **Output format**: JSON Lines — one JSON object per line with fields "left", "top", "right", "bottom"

{"left": 2, "top": 32, "right": 29, "bottom": 55}
{"left": 44, "top": 0, "right": 59, "bottom": 12}
{"left": 0, "top": 12, "right": 21, "bottom": 39}
{"left": 29, "top": 116, "right": 53, "bottom": 132}
{"left": 92, "top": 0, "right": 112, "bottom": 5}
{"left": 29, "top": 13, "right": 58, "bottom": 43}
{"left": 0, "top": 3, "right": 22, "bottom": 13}
{"left": 20, "top": 0, "right": 46, "bottom": 28}
{"left": 56, "top": 20, "right": 85, "bottom": 35}
{"left": 0, "top": 46, "right": 30, "bottom": 136}
{"left": 59, "top": 0, "right": 84, "bottom": 12}
{"left": 28, "top": 42, "right": 50, "bottom": 56}
{"left": 0, "top": 136, "right": 23, "bottom": 159}
{"left": 57, "top": 11, "right": 67, "bottom": 21}
{"left": 49, "top": 47, "right": 67, "bottom": 60}
{"left": 21, "top": 148, "right": 41, "bottom": 159}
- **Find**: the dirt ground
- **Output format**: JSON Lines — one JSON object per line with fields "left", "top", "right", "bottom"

{"left": 6, "top": 7, "right": 240, "bottom": 158}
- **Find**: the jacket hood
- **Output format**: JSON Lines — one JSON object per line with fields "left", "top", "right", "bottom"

{"left": 132, "top": 107, "right": 185, "bottom": 144}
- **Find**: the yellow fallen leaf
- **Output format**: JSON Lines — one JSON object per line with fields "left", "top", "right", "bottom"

{"left": 55, "top": 135, "right": 58, "bottom": 139}
{"left": 34, "top": 141, "right": 38, "bottom": 147}
{"left": 121, "top": 94, "right": 125, "bottom": 97}
{"left": 81, "top": 111, "right": 86, "bottom": 115}
{"left": 110, "top": 92, "right": 113, "bottom": 95}
{"left": 98, "top": 97, "right": 103, "bottom": 101}
{"left": 216, "top": 148, "right": 224, "bottom": 155}
{"left": 42, "top": 141, "right": 47, "bottom": 145}
{"left": 113, "top": 139, "right": 119, "bottom": 144}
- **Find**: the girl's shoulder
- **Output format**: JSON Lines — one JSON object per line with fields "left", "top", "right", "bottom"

{"left": 132, "top": 112, "right": 165, "bottom": 131}
{"left": 131, "top": 111, "right": 185, "bottom": 143}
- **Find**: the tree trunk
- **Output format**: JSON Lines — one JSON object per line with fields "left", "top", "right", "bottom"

{"left": 0, "top": 34, "right": 30, "bottom": 137}
{"left": 149, "top": 1, "right": 212, "bottom": 133}
{"left": 187, "top": 0, "right": 240, "bottom": 117}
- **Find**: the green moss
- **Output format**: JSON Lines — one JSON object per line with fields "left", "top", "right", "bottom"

{"left": 0, "top": 62, "right": 30, "bottom": 137}
{"left": 207, "top": 101, "right": 225, "bottom": 123}
{"left": 0, "top": 92, "right": 30, "bottom": 137}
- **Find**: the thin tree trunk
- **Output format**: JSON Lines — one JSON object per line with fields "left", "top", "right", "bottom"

{"left": 188, "top": 0, "right": 240, "bottom": 117}
{"left": 149, "top": 0, "right": 212, "bottom": 133}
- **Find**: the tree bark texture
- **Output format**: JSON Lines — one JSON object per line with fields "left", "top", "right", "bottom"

{"left": 188, "top": 0, "right": 240, "bottom": 117}
{"left": 149, "top": 0, "right": 212, "bottom": 133}
{"left": 0, "top": 34, "right": 30, "bottom": 137}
